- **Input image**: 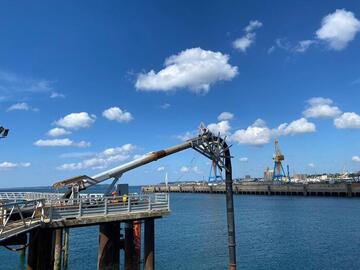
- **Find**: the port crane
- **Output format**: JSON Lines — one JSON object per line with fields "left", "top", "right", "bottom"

{"left": 53, "top": 124, "right": 237, "bottom": 270}
{"left": 272, "top": 139, "right": 290, "bottom": 182}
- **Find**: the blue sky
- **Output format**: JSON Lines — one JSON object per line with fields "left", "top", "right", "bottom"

{"left": 1, "top": 1, "right": 360, "bottom": 187}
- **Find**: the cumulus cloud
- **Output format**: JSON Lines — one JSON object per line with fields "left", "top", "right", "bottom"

{"left": 294, "top": 40, "right": 316, "bottom": 53}
{"left": 0, "top": 70, "right": 57, "bottom": 101}
{"left": 157, "top": 166, "right": 165, "bottom": 171}
{"left": 334, "top": 112, "right": 360, "bottom": 129}
{"left": 55, "top": 112, "right": 96, "bottom": 129}
{"left": 57, "top": 144, "right": 136, "bottom": 171}
{"left": 0, "top": 162, "right": 31, "bottom": 170}
{"left": 277, "top": 118, "right": 316, "bottom": 136}
{"left": 217, "top": 112, "right": 234, "bottom": 121}
{"left": 308, "top": 163, "right": 315, "bottom": 168}
{"left": 239, "top": 157, "right": 248, "bottom": 162}
{"left": 231, "top": 119, "right": 272, "bottom": 146}
{"left": 316, "top": 9, "right": 360, "bottom": 50}
{"left": 7, "top": 102, "right": 38, "bottom": 112}
{"left": 175, "top": 131, "right": 196, "bottom": 142}
{"left": 47, "top": 127, "right": 71, "bottom": 137}
{"left": 231, "top": 117, "right": 315, "bottom": 146}
{"left": 233, "top": 20, "right": 263, "bottom": 53}
{"left": 352, "top": 156, "right": 360, "bottom": 162}
{"left": 207, "top": 120, "right": 231, "bottom": 136}
{"left": 135, "top": 47, "right": 238, "bottom": 93}
{"left": 303, "top": 97, "right": 342, "bottom": 118}
{"left": 160, "top": 103, "right": 170, "bottom": 109}
{"left": 180, "top": 166, "right": 202, "bottom": 174}
{"left": 102, "top": 107, "right": 133, "bottom": 123}
{"left": 50, "top": 92, "right": 65, "bottom": 98}
{"left": 34, "top": 138, "right": 90, "bottom": 147}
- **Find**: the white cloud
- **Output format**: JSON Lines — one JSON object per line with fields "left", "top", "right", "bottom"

{"left": 0, "top": 70, "right": 56, "bottom": 101}
{"left": 316, "top": 9, "right": 360, "bottom": 50}
{"left": 7, "top": 102, "right": 38, "bottom": 112}
{"left": 352, "top": 156, "right": 360, "bottom": 162}
{"left": 207, "top": 120, "right": 231, "bottom": 136}
{"left": 233, "top": 20, "right": 263, "bottom": 53}
{"left": 294, "top": 40, "right": 316, "bottom": 53}
{"left": 239, "top": 157, "right": 248, "bottom": 162}
{"left": 160, "top": 103, "right": 170, "bottom": 109}
{"left": 157, "top": 166, "right": 165, "bottom": 171}
{"left": 334, "top": 112, "right": 360, "bottom": 129}
{"left": 175, "top": 131, "right": 195, "bottom": 142}
{"left": 50, "top": 92, "right": 65, "bottom": 98}
{"left": 55, "top": 112, "right": 96, "bottom": 129}
{"left": 244, "top": 20, "right": 263, "bottom": 32}
{"left": 47, "top": 127, "right": 71, "bottom": 137}
{"left": 217, "top": 112, "right": 234, "bottom": 121}
{"left": 179, "top": 166, "right": 202, "bottom": 174}
{"left": 0, "top": 161, "right": 31, "bottom": 170}
{"left": 303, "top": 97, "right": 342, "bottom": 118}
{"left": 102, "top": 107, "right": 133, "bottom": 122}
{"left": 57, "top": 144, "right": 136, "bottom": 170}
{"left": 34, "top": 138, "right": 90, "bottom": 147}
{"left": 231, "top": 119, "right": 271, "bottom": 146}
{"left": 135, "top": 47, "right": 238, "bottom": 93}
{"left": 180, "top": 166, "right": 190, "bottom": 173}
{"left": 277, "top": 118, "right": 316, "bottom": 136}
{"left": 308, "top": 163, "right": 315, "bottom": 168}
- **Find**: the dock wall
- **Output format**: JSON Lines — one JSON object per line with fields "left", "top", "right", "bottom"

{"left": 141, "top": 182, "right": 360, "bottom": 197}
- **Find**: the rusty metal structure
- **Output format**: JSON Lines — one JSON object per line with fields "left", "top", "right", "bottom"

{"left": 52, "top": 123, "right": 237, "bottom": 269}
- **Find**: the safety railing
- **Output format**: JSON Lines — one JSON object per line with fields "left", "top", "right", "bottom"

{"left": 0, "top": 193, "right": 169, "bottom": 241}
{"left": 0, "top": 192, "right": 105, "bottom": 203}
{"left": 45, "top": 193, "right": 170, "bottom": 221}
{"left": 0, "top": 199, "right": 45, "bottom": 241}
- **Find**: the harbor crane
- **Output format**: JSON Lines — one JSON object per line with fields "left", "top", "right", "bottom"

{"left": 53, "top": 124, "right": 237, "bottom": 270}
{"left": 272, "top": 139, "right": 290, "bottom": 182}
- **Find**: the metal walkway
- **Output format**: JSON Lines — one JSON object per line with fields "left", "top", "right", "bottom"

{"left": 0, "top": 192, "right": 169, "bottom": 242}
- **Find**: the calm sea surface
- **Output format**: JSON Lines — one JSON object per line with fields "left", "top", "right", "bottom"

{"left": 0, "top": 186, "right": 359, "bottom": 270}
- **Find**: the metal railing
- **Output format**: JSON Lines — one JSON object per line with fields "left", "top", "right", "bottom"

{"left": 46, "top": 193, "right": 170, "bottom": 221}
{"left": 0, "top": 193, "right": 169, "bottom": 241}
{"left": 0, "top": 192, "right": 105, "bottom": 203}
{"left": 0, "top": 199, "right": 45, "bottom": 240}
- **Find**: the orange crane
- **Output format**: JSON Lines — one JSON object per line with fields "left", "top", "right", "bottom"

{"left": 272, "top": 139, "right": 290, "bottom": 181}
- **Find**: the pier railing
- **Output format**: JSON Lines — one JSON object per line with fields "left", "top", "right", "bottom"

{"left": 0, "top": 193, "right": 169, "bottom": 241}
{"left": 0, "top": 199, "right": 46, "bottom": 241}
{"left": 46, "top": 193, "right": 169, "bottom": 221}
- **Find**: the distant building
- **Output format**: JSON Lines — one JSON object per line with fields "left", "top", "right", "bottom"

{"left": 264, "top": 167, "right": 274, "bottom": 181}
{"left": 293, "top": 174, "right": 307, "bottom": 182}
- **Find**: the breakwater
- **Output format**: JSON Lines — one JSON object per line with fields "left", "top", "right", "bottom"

{"left": 142, "top": 182, "right": 360, "bottom": 197}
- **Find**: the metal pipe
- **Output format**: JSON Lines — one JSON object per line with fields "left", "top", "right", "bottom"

{"left": 88, "top": 141, "right": 192, "bottom": 188}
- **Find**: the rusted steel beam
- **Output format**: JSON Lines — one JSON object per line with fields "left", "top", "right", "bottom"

{"left": 124, "top": 221, "right": 134, "bottom": 270}
{"left": 98, "top": 222, "right": 120, "bottom": 270}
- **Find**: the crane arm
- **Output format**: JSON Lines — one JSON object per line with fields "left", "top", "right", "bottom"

{"left": 53, "top": 125, "right": 230, "bottom": 197}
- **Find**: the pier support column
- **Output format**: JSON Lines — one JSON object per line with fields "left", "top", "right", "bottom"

{"left": 98, "top": 222, "right": 120, "bottom": 270}
{"left": 124, "top": 222, "right": 134, "bottom": 270}
{"left": 144, "top": 218, "right": 155, "bottom": 270}
{"left": 62, "top": 228, "right": 69, "bottom": 269}
{"left": 27, "top": 228, "right": 54, "bottom": 270}
{"left": 53, "top": 229, "right": 63, "bottom": 270}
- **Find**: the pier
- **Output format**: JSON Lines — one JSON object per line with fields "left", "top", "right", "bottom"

{"left": 141, "top": 182, "right": 360, "bottom": 197}
{"left": 0, "top": 192, "right": 169, "bottom": 269}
